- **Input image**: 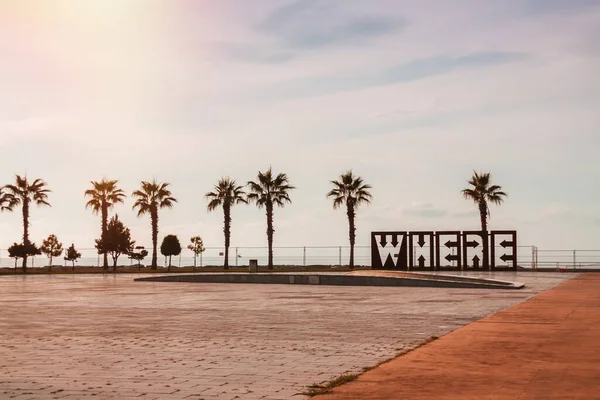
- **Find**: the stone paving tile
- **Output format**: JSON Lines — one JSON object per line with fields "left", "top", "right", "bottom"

{"left": 0, "top": 272, "right": 573, "bottom": 399}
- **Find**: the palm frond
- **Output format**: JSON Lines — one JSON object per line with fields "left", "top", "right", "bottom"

{"left": 4, "top": 176, "right": 50, "bottom": 208}
{"left": 132, "top": 180, "right": 176, "bottom": 219}
{"left": 0, "top": 188, "right": 15, "bottom": 212}
{"left": 207, "top": 198, "right": 222, "bottom": 211}
{"left": 205, "top": 178, "right": 247, "bottom": 212}
{"left": 247, "top": 169, "right": 295, "bottom": 210}
{"left": 462, "top": 188, "right": 479, "bottom": 202}
{"left": 462, "top": 171, "right": 507, "bottom": 223}
{"left": 328, "top": 171, "right": 372, "bottom": 211}
{"left": 332, "top": 197, "right": 344, "bottom": 209}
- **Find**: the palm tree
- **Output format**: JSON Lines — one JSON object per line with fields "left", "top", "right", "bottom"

{"left": 327, "top": 171, "right": 372, "bottom": 268}
{"left": 247, "top": 168, "right": 295, "bottom": 269}
{"left": 462, "top": 171, "right": 507, "bottom": 268}
{"left": 3, "top": 175, "right": 51, "bottom": 269}
{"left": 205, "top": 178, "right": 247, "bottom": 269}
{"left": 132, "top": 180, "right": 176, "bottom": 269}
{"left": 85, "top": 179, "right": 126, "bottom": 269}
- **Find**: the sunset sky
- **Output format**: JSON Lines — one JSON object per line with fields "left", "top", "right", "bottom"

{"left": 0, "top": 0, "right": 599, "bottom": 255}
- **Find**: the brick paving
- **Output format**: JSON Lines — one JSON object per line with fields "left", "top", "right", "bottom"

{"left": 0, "top": 272, "right": 573, "bottom": 399}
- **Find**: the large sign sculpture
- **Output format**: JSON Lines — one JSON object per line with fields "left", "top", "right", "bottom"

{"left": 371, "top": 230, "right": 517, "bottom": 271}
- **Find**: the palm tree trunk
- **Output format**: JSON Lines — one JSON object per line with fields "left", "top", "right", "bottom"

{"left": 101, "top": 205, "right": 109, "bottom": 270}
{"left": 151, "top": 208, "right": 158, "bottom": 269}
{"left": 479, "top": 201, "right": 489, "bottom": 269}
{"left": 22, "top": 200, "right": 29, "bottom": 271}
{"left": 347, "top": 203, "right": 355, "bottom": 268}
{"left": 266, "top": 202, "right": 274, "bottom": 269}
{"left": 223, "top": 206, "right": 231, "bottom": 269}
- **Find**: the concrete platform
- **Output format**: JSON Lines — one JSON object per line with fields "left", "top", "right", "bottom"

{"left": 134, "top": 271, "right": 525, "bottom": 289}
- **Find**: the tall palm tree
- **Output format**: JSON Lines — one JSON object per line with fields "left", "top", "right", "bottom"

{"left": 247, "top": 168, "right": 295, "bottom": 269}
{"left": 327, "top": 171, "right": 372, "bottom": 268}
{"left": 3, "top": 175, "right": 51, "bottom": 269}
{"left": 205, "top": 178, "right": 247, "bottom": 269}
{"left": 132, "top": 180, "right": 176, "bottom": 269}
{"left": 462, "top": 171, "right": 507, "bottom": 268}
{"left": 84, "top": 179, "right": 126, "bottom": 269}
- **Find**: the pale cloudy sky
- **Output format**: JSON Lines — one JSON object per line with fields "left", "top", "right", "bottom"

{"left": 0, "top": 0, "right": 599, "bottom": 254}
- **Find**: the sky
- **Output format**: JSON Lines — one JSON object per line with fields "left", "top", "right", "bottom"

{"left": 0, "top": 0, "right": 599, "bottom": 256}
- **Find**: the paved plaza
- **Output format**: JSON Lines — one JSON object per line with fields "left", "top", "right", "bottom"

{"left": 0, "top": 272, "right": 573, "bottom": 399}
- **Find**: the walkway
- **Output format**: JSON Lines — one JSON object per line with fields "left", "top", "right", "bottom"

{"left": 316, "top": 273, "right": 600, "bottom": 399}
{"left": 0, "top": 272, "right": 569, "bottom": 399}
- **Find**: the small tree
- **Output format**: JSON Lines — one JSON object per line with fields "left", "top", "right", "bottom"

{"left": 160, "top": 234, "right": 182, "bottom": 271}
{"left": 8, "top": 243, "right": 24, "bottom": 269}
{"left": 8, "top": 242, "right": 41, "bottom": 272}
{"left": 40, "top": 234, "right": 64, "bottom": 268}
{"left": 187, "top": 236, "right": 206, "bottom": 269}
{"left": 95, "top": 214, "right": 135, "bottom": 271}
{"left": 64, "top": 244, "right": 82, "bottom": 271}
{"left": 129, "top": 246, "right": 149, "bottom": 268}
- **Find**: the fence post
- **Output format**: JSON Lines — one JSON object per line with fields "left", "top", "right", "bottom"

{"left": 573, "top": 250, "right": 576, "bottom": 270}
{"left": 236, "top": 247, "right": 239, "bottom": 267}
{"left": 338, "top": 246, "right": 342, "bottom": 266}
{"left": 303, "top": 247, "right": 306, "bottom": 266}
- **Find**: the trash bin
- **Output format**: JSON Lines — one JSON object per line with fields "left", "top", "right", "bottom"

{"left": 249, "top": 259, "right": 258, "bottom": 273}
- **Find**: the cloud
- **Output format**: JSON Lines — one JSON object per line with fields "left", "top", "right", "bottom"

{"left": 403, "top": 202, "right": 447, "bottom": 218}
{"left": 218, "top": 0, "right": 403, "bottom": 64}
{"left": 257, "top": 0, "right": 403, "bottom": 49}
{"left": 250, "top": 51, "right": 526, "bottom": 100}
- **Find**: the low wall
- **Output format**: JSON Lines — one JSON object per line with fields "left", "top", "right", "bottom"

{"left": 134, "top": 273, "right": 524, "bottom": 289}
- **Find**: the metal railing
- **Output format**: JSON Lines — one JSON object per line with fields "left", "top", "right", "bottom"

{"left": 0, "top": 246, "right": 372, "bottom": 269}
{"left": 1, "top": 245, "right": 599, "bottom": 270}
